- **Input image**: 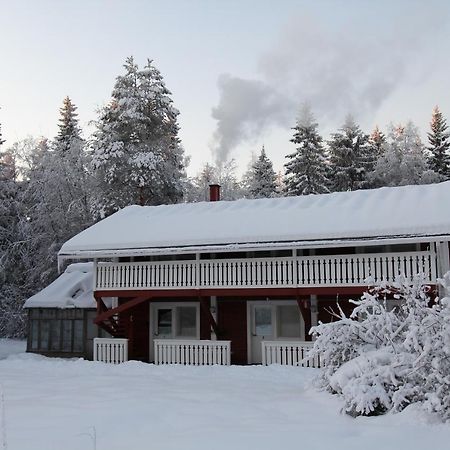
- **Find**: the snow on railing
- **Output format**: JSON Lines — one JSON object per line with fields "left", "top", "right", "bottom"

{"left": 95, "top": 250, "right": 438, "bottom": 291}
{"left": 261, "top": 341, "right": 320, "bottom": 368}
{"left": 154, "top": 339, "right": 231, "bottom": 365}
{"left": 93, "top": 338, "right": 128, "bottom": 364}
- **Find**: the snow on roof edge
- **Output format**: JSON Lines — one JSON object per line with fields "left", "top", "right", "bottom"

{"left": 59, "top": 182, "right": 450, "bottom": 256}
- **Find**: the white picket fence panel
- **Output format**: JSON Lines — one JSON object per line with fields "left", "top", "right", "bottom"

{"left": 154, "top": 339, "right": 231, "bottom": 365}
{"left": 261, "top": 341, "right": 320, "bottom": 368}
{"left": 95, "top": 250, "right": 437, "bottom": 291}
{"left": 93, "top": 338, "right": 128, "bottom": 364}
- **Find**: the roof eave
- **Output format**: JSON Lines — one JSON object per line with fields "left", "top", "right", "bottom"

{"left": 58, "top": 233, "right": 450, "bottom": 264}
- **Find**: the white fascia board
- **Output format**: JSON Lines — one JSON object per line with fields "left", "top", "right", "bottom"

{"left": 58, "top": 234, "right": 450, "bottom": 264}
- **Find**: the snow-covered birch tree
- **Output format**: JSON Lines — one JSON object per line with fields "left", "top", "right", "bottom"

{"left": 91, "top": 57, "right": 187, "bottom": 217}
{"left": 309, "top": 273, "right": 450, "bottom": 421}
{"left": 370, "top": 122, "right": 439, "bottom": 187}
{"left": 284, "top": 105, "right": 329, "bottom": 196}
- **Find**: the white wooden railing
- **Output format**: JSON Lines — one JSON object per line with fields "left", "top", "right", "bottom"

{"left": 95, "top": 250, "right": 437, "bottom": 291}
{"left": 261, "top": 341, "right": 320, "bottom": 368}
{"left": 93, "top": 338, "right": 128, "bottom": 364}
{"left": 154, "top": 339, "right": 231, "bottom": 365}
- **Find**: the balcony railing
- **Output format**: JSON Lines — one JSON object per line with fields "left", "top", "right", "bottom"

{"left": 94, "top": 250, "right": 437, "bottom": 291}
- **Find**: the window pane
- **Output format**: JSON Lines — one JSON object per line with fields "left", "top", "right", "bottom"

{"left": 73, "top": 320, "right": 84, "bottom": 352}
{"left": 277, "top": 305, "right": 301, "bottom": 338}
{"left": 62, "top": 320, "right": 73, "bottom": 352}
{"left": 177, "top": 307, "right": 196, "bottom": 337}
{"left": 31, "top": 320, "right": 39, "bottom": 350}
{"left": 50, "top": 320, "right": 61, "bottom": 351}
{"left": 86, "top": 311, "right": 98, "bottom": 339}
{"left": 255, "top": 307, "right": 272, "bottom": 336}
{"left": 157, "top": 309, "right": 172, "bottom": 336}
{"left": 40, "top": 320, "right": 50, "bottom": 350}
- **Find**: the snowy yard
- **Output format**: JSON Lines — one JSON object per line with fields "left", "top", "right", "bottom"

{"left": 0, "top": 341, "right": 449, "bottom": 450}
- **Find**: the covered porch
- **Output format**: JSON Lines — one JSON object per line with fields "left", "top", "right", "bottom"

{"left": 92, "top": 287, "right": 358, "bottom": 365}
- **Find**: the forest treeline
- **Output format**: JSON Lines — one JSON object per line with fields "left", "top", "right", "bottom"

{"left": 0, "top": 57, "right": 449, "bottom": 337}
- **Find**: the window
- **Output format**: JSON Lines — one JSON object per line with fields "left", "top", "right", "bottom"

{"left": 157, "top": 309, "right": 172, "bottom": 336}
{"left": 28, "top": 308, "right": 87, "bottom": 354}
{"left": 177, "top": 307, "right": 197, "bottom": 337}
{"left": 254, "top": 307, "right": 272, "bottom": 336}
{"left": 277, "top": 305, "right": 301, "bottom": 338}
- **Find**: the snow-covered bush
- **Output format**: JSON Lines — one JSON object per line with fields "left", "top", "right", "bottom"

{"left": 309, "top": 273, "right": 450, "bottom": 421}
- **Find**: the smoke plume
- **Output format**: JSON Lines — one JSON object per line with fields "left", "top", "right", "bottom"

{"left": 211, "top": 10, "right": 443, "bottom": 164}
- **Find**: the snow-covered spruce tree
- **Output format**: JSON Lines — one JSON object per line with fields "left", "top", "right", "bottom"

{"left": 91, "top": 57, "right": 187, "bottom": 218}
{"left": 362, "top": 126, "right": 386, "bottom": 188}
{"left": 427, "top": 106, "right": 450, "bottom": 179}
{"left": 369, "top": 122, "right": 439, "bottom": 187}
{"left": 284, "top": 105, "right": 329, "bottom": 196}
{"left": 309, "top": 273, "right": 450, "bottom": 420}
{"left": 245, "top": 146, "right": 278, "bottom": 198}
{"left": 328, "top": 115, "right": 370, "bottom": 192}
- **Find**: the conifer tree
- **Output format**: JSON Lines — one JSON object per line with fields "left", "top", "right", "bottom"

{"left": 246, "top": 146, "right": 278, "bottom": 198}
{"left": 427, "top": 106, "right": 450, "bottom": 179}
{"left": 91, "top": 57, "right": 187, "bottom": 217}
{"left": 368, "top": 126, "right": 386, "bottom": 158}
{"left": 328, "top": 115, "right": 370, "bottom": 192}
{"left": 56, "top": 96, "right": 82, "bottom": 154}
{"left": 284, "top": 105, "right": 329, "bottom": 196}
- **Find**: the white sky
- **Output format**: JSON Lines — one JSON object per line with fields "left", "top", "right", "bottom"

{"left": 0, "top": 0, "right": 449, "bottom": 176}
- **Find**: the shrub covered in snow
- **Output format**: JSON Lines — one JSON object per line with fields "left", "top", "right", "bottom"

{"left": 309, "top": 273, "right": 450, "bottom": 421}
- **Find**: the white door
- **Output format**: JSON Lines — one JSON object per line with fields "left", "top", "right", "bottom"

{"left": 149, "top": 303, "right": 200, "bottom": 361}
{"left": 248, "top": 301, "right": 304, "bottom": 364}
{"left": 249, "top": 304, "right": 274, "bottom": 364}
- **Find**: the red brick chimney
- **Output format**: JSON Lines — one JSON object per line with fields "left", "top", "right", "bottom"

{"left": 209, "top": 184, "right": 221, "bottom": 202}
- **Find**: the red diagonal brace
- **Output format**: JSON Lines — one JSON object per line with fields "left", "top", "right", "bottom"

{"left": 199, "top": 296, "right": 220, "bottom": 337}
{"left": 94, "top": 296, "right": 152, "bottom": 325}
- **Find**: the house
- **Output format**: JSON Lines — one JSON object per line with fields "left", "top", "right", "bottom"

{"left": 25, "top": 182, "right": 450, "bottom": 365}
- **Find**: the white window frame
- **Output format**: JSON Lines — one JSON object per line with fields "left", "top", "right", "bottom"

{"left": 149, "top": 302, "right": 200, "bottom": 361}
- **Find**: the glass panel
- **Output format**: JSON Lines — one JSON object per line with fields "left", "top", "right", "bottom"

{"left": 62, "top": 320, "right": 73, "bottom": 352}
{"left": 255, "top": 307, "right": 272, "bottom": 336}
{"left": 73, "top": 320, "right": 84, "bottom": 352}
{"left": 50, "top": 320, "right": 61, "bottom": 350}
{"left": 40, "top": 320, "right": 50, "bottom": 350}
{"left": 31, "top": 320, "right": 39, "bottom": 350}
{"left": 277, "top": 305, "right": 301, "bottom": 338}
{"left": 41, "top": 309, "right": 55, "bottom": 319}
{"left": 177, "top": 307, "right": 196, "bottom": 337}
{"left": 86, "top": 311, "right": 98, "bottom": 339}
{"left": 157, "top": 309, "right": 172, "bottom": 336}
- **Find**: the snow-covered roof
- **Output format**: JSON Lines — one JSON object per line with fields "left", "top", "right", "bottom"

{"left": 24, "top": 263, "right": 96, "bottom": 309}
{"left": 59, "top": 182, "right": 450, "bottom": 258}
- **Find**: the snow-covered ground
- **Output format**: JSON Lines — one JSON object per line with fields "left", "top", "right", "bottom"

{"left": 0, "top": 341, "right": 448, "bottom": 450}
{"left": 0, "top": 339, "right": 26, "bottom": 360}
